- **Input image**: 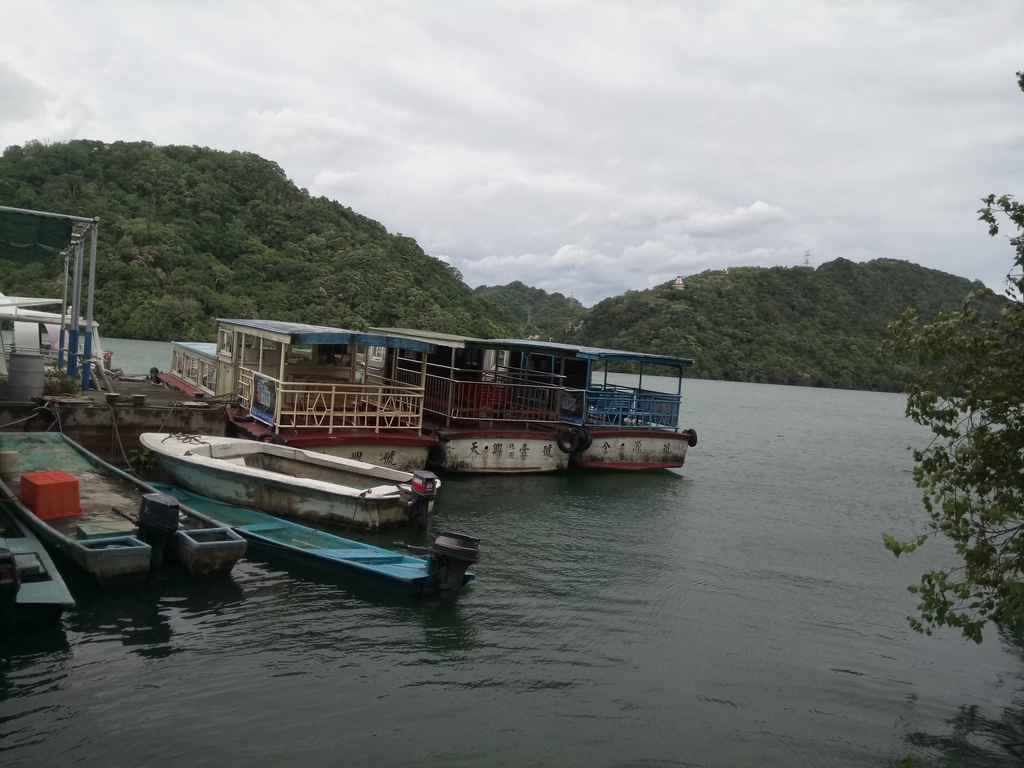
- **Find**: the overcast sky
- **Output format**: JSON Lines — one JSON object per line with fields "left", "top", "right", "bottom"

{"left": 1, "top": 1, "right": 1022, "bottom": 305}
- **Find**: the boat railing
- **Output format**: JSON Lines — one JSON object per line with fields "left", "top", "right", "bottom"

{"left": 238, "top": 367, "right": 424, "bottom": 433}
{"left": 395, "top": 363, "right": 562, "bottom": 422}
{"left": 581, "top": 387, "right": 681, "bottom": 429}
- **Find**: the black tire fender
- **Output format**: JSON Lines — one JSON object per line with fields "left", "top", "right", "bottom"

{"left": 426, "top": 444, "right": 446, "bottom": 469}
{"left": 686, "top": 429, "right": 698, "bottom": 448}
{"left": 259, "top": 432, "right": 285, "bottom": 444}
{"left": 573, "top": 426, "right": 593, "bottom": 452}
{"left": 556, "top": 427, "right": 580, "bottom": 454}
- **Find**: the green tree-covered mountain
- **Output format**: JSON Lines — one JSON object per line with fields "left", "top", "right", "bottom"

{"left": 0, "top": 140, "right": 514, "bottom": 340}
{"left": 1, "top": 140, "right": 1002, "bottom": 393}
{"left": 473, "top": 281, "right": 587, "bottom": 340}
{"left": 574, "top": 260, "right": 1005, "bottom": 391}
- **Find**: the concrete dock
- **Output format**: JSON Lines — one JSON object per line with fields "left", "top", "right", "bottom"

{"left": 0, "top": 376, "right": 228, "bottom": 468}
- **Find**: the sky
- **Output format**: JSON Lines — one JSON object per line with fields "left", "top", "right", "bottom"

{"left": 1, "top": 1, "right": 1023, "bottom": 306}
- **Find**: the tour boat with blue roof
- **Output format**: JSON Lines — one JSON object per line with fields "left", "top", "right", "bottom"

{"left": 486, "top": 339, "right": 698, "bottom": 470}
{"left": 375, "top": 328, "right": 575, "bottom": 473}
{"left": 161, "top": 319, "right": 440, "bottom": 472}
{"left": 375, "top": 329, "right": 698, "bottom": 472}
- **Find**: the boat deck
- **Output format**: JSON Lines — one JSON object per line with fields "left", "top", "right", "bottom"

{"left": 0, "top": 433, "right": 201, "bottom": 536}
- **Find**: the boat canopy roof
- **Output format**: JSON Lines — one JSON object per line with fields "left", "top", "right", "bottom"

{"left": 375, "top": 327, "right": 693, "bottom": 367}
{"left": 219, "top": 319, "right": 434, "bottom": 353}
{"left": 370, "top": 327, "right": 490, "bottom": 350}
{"left": 174, "top": 341, "right": 217, "bottom": 359}
{"left": 487, "top": 338, "right": 695, "bottom": 368}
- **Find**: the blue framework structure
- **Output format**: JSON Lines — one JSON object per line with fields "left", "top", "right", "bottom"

{"left": 0, "top": 205, "right": 101, "bottom": 392}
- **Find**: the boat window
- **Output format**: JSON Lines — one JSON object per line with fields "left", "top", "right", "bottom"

{"left": 287, "top": 344, "right": 312, "bottom": 364}
{"left": 563, "top": 358, "right": 589, "bottom": 390}
{"left": 457, "top": 348, "right": 482, "bottom": 370}
{"left": 218, "top": 329, "right": 233, "bottom": 357}
{"left": 317, "top": 344, "right": 348, "bottom": 366}
{"left": 241, "top": 335, "right": 260, "bottom": 365}
{"left": 200, "top": 361, "right": 217, "bottom": 392}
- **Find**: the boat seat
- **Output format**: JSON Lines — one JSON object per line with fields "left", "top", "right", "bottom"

{"left": 318, "top": 548, "right": 404, "bottom": 564}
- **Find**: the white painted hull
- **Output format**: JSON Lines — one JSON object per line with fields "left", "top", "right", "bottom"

{"left": 570, "top": 430, "right": 689, "bottom": 470}
{"left": 439, "top": 434, "right": 569, "bottom": 473}
{"left": 141, "top": 434, "right": 421, "bottom": 531}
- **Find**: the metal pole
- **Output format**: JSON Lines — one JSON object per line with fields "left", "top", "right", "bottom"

{"left": 58, "top": 244, "right": 72, "bottom": 369}
{"left": 0, "top": 204, "right": 95, "bottom": 223}
{"left": 68, "top": 235, "right": 84, "bottom": 378}
{"left": 82, "top": 220, "right": 99, "bottom": 391}
{"left": 419, "top": 351, "right": 427, "bottom": 434}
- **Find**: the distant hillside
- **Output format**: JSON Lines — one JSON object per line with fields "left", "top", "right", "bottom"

{"left": 1, "top": 141, "right": 1002, "bottom": 392}
{"left": 578, "top": 259, "right": 1005, "bottom": 391}
{"left": 0, "top": 140, "right": 515, "bottom": 340}
{"left": 473, "top": 281, "right": 587, "bottom": 340}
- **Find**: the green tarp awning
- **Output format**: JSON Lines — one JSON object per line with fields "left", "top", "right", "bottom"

{"left": 0, "top": 210, "right": 74, "bottom": 263}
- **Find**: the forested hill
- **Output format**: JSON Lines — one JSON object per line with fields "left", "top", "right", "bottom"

{"left": 473, "top": 281, "right": 587, "bottom": 339}
{"left": 0, "top": 141, "right": 1001, "bottom": 392}
{"left": 0, "top": 140, "right": 514, "bottom": 340}
{"left": 572, "top": 259, "right": 1005, "bottom": 391}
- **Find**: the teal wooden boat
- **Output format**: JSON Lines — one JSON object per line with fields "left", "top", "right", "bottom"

{"left": 152, "top": 484, "right": 479, "bottom": 602}
{"left": 0, "top": 497, "right": 75, "bottom": 631}
{"left": 0, "top": 433, "right": 246, "bottom": 586}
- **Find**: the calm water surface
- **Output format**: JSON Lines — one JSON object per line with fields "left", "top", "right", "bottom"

{"left": 2, "top": 364, "right": 1023, "bottom": 766}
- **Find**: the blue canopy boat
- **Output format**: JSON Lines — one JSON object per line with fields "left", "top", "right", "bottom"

{"left": 0, "top": 497, "right": 75, "bottom": 631}
{"left": 152, "top": 484, "right": 479, "bottom": 602}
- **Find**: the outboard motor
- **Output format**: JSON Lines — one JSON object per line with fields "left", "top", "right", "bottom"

{"left": 137, "top": 493, "right": 181, "bottom": 568}
{"left": 429, "top": 530, "right": 480, "bottom": 604}
{"left": 0, "top": 546, "right": 20, "bottom": 610}
{"left": 409, "top": 470, "right": 438, "bottom": 532}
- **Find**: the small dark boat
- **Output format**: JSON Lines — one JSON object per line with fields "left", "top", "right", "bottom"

{"left": 0, "top": 498, "right": 75, "bottom": 631}
{"left": 0, "top": 433, "right": 246, "bottom": 586}
{"left": 152, "top": 483, "right": 479, "bottom": 602}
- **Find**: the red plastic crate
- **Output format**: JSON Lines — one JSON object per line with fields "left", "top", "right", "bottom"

{"left": 20, "top": 470, "right": 82, "bottom": 520}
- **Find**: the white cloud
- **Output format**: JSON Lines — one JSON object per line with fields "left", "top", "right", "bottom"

{"left": 0, "top": 1, "right": 1022, "bottom": 305}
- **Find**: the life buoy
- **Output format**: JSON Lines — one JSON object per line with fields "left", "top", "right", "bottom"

{"left": 426, "top": 445, "right": 446, "bottom": 469}
{"left": 556, "top": 427, "right": 579, "bottom": 454}
{"left": 573, "top": 426, "right": 593, "bottom": 452}
{"left": 686, "top": 429, "right": 698, "bottom": 448}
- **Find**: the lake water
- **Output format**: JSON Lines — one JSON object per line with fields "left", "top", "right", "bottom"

{"left": 2, "top": 359, "right": 1023, "bottom": 767}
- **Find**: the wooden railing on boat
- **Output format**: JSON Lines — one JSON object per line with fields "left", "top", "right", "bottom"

{"left": 238, "top": 367, "right": 424, "bottom": 433}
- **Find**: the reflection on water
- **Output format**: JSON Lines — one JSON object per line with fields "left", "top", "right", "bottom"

{"left": 1, "top": 378, "right": 1023, "bottom": 766}
{"left": 896, "top": 627, "right": 1024, "bottom": 767}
